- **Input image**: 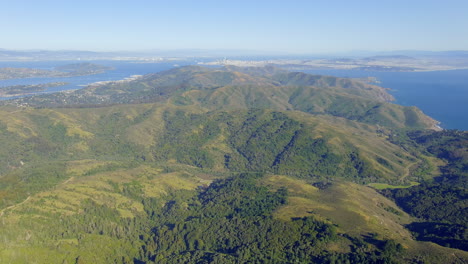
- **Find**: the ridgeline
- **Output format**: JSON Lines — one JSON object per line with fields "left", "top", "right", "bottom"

{"left": 0, "top": 66, "right": 465, "bottom": 263}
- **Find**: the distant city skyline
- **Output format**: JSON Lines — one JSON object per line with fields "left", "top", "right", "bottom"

{"left": 2, "top": 0, "right": 468, "bottom": 53}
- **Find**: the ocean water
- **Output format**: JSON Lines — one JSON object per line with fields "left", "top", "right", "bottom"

{"left": 0, "top": 61, "right": 466, "bottom": 131}
{"left": 302, "top": 69, "right": 468, "bottom": 131}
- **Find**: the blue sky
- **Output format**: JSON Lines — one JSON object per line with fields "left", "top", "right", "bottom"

{"left": 1, "top": 0, "right": 467, "bottom": 53}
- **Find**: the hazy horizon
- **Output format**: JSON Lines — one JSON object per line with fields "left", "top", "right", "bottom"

{"left": 2, "top": 48, "right": 468, "bottom": 59}
{"left": 2, "top": 0, "right": 468, "bottom": 53}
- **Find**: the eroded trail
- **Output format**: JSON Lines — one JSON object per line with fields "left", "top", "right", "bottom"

{"left": 0, "top": 196, "right": 31, "bottom": 216}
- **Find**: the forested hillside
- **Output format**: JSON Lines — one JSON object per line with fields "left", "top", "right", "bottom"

{"left": 5, "top": 66, "right": 438, "bottom": 129}
{"left": 0, "top": 66, "right": 465, "bottom": 263}
{"left": 383, "top": 130, "right": 468, "bottom": 251}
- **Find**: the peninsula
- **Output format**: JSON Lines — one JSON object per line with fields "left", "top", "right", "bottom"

{"left": 0, "top": 62, "right": 113, "bottom": 80}
{"left": 0, "top": 82, "right": 68, "bottom": 97}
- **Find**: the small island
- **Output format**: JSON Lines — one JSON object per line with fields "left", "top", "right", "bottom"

{"left": 0, "top": 63, "right": 114, "bottom": 80}
{"left": 0, "top": 82, "right": 68, "bottom": 97}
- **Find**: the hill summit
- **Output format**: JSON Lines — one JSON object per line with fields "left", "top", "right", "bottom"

{"left": 9, "top": 65, "right": 437, "bottom": 129}
{"left": 0, "top": 65, "right": 463, "bottom": 263}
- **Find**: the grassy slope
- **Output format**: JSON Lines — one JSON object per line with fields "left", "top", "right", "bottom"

{"left": 261, "top": 175, "right": 468, "bottom": 263}
{"left": 5, "top": 66, "right": 438, "bottom": 129}
{"left": 0, "top": 162, "right": 206, "bottom": 263}
{"left": 0, "top": 103, "right": 429, "bottom": 217}
{"left": 170, "top": 82, "right": 437, "bottom": 129}
{"left": 0, "top": 99, "right": 462, "bottom": 262}
{"left": 0, "top": 103, "right": 423, "bottom": 183}
{"left": 1, "top": 166, "right": 466, "bottom": 263}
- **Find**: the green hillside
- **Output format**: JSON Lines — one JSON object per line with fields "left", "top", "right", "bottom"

{"left": 6, "top": 66, "right": 438, "bottom": 129}
{"left": 0, "top": 66, "right": 465, "bottom": 263}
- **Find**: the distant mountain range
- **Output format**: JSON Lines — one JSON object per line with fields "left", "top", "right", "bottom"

{"left": 1, "top": 48, "right": 468, "bottom": 61}
{"left": 0, "top": 49, "right": 108, "bottom": 60}
{"left": 0, "top": 48, "right": 288, "bottom": 61}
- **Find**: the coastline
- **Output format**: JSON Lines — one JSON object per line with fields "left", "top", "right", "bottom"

{"left": 198, "top": 59, "right": 468, "bottom": 72}
{"left": 0, "top": 82, "right": 69, "bottom": 98}
{"left": 86, "top": 75, "right": 143, "bottom": 87}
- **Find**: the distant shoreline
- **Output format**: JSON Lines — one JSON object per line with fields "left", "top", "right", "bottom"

{"left": 0, "top": 82, "right": 68, "bottom": 98}
{"left": 0, "top": 63, "right": 114, "bottom": 80}
{"left": 199, "top": 60, "right": 468, "bottom": 72}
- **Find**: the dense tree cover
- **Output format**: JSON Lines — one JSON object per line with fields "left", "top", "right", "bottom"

{"left": 0, "top": 105, "right": 413, "bottom": 215}
{"left": 406, "top": 222, "right": 467, "bottom": 251}
{"left": 0, "top": 66, "right": 463, "bottom": 262}
{"left": 386, "top": 177, "right": 467, "bottom": 225}
{"left": 152, "top": 109, "right": 383, "bottom": 183}
{"left": 6, "top": 173, "right": 405, "bottom": 263}
{"left": 141, "top": 173, "right": 405, "bottom": 263}
{"left": 408, "top": 130, "right": 468, "bottom": 177}
{"left": 382, "top": 176, "right": 467, "bottom": 251}
{"left": 0, "top": 111, "right": 144, "bottom": 208}
{"left": 0, "top": 111, "right": 144, "bottom": 173}
{"left": 383, "top": 130, "right": 467, "bottom": 251}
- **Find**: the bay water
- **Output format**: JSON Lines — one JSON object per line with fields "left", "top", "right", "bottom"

{"left": 0, "top": 61, "right": 466, "bottom": 130}
{"left": 302, "top": 69, "right": 468, "bottom": 131}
